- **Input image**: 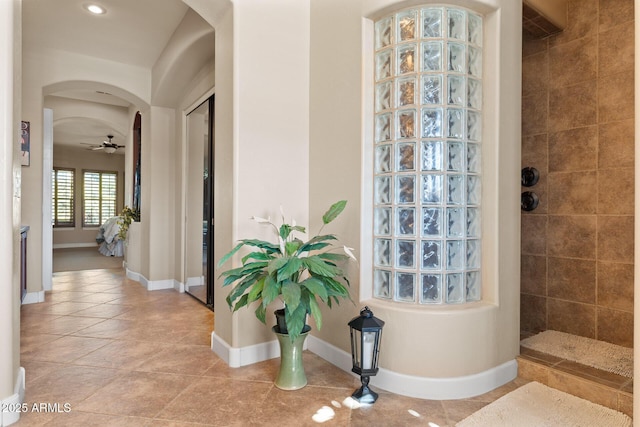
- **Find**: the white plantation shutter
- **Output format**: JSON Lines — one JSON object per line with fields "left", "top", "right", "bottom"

{"left": 52, "top": 168, "right": 75, "bottom": 227}
{"left": 83, "top": 170, "right": 117, "bottom": 227}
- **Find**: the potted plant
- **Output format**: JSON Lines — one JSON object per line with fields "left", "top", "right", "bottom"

{"left": 117, "top": 206, "right": 140, "bottom": 240}
{"left": 217, "top": 200, "right": 356, "bottom": 389}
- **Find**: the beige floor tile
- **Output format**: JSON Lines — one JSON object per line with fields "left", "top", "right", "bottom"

{"left": 20, "top": 268, "right": 625, "bottom": 426}
{"left": 73, "top": 339, "right": 170, "bottom": 371}
{"left": 21, "top": 335, "right": 111, "bottom": 363}
{"left": 156, "top": 376, "right": 274, "bottom": 425}
{"left": 25, "top": 365, "right": 123, "bottom": 406}
{"left": 69, "top": 303, "right": 134, "bottom": 319}
{"left": 75, "top": 371, "right": 195, "bottom": 418}
{"left": 136, "top": 343, "right": 223, "bottom": 376}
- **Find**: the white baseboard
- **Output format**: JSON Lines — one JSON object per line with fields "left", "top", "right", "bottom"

{"left": 146, "top": 279, "right": 176, "bottom": 291}
{"left": 307, "top": 334, "right": 517, "bottom": 400}
{"left": 125, "top": 267, "right": 183, "bottom": 292}
{"left": 52, "top": 243, "right": 98, "bottom": 249}
{"left": 211, "top": 331, "right": 281, "bottom": 368}
{"left": 0, "top": 367, "right": 25, "bottom": 426}
{"left": 210, "top": 331, "right": 515, "bottom": 399}
{"left": 21, "top": 291, "right": 45, "bottom": 305}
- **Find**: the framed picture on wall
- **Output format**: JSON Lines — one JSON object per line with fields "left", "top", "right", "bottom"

{"left": 21, "top": 121, "right": 30, "bottom": 166}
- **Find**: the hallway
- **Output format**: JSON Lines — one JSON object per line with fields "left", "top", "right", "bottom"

{"left": 16, "top": 269, "right": 525, "bottom": 426}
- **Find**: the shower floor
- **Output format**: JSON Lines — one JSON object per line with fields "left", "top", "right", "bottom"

{"left": 518, "top": 331, "right": 632, "bottom": 418}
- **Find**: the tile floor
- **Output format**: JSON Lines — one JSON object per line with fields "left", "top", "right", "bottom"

{"left": 16, "top": 268, "right": 528, "bottom": 426}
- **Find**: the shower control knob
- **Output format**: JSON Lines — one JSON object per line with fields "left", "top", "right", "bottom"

{"left": 521, "top": 191, "right": 539, "bottom": 211}
{"left": 521, "top": 167, "right": 540, "bottom": 187}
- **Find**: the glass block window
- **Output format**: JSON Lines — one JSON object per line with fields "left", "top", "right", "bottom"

{"left": 83, "top": 170, "right": 117, "bottom": 227}
{"left": 373, "top": 7, "right": 482, "bottom": 305}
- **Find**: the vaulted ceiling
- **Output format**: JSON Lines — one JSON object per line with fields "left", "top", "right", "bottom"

{"left": 22, "top": 0, "right": 192, "bottom": 152}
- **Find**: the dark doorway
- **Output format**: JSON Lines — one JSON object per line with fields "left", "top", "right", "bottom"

{"left": 185, "top": 95, "right": 215, "bottom": 309}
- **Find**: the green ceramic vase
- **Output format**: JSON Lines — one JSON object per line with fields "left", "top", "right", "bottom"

{"left": 273, "top": 325, "right": 311, "bottom": 390}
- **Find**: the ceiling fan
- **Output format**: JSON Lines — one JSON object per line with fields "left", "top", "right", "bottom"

{"left": 81, "top": 135, "right": 125, "bottom": 153}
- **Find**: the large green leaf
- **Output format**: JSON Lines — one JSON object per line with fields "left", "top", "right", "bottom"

{"left": 217, "top": 242, "right": 244, "bottom": 267}
{"left": 281, "top": 280, "right": 301, "bottom": 312}
{"left": 221, "top": 261, "right": 268, "bottom": 285}
{"left": 241, "top": 251, "right": 274, "bottom": 264}
{"left": 303, "top": 256, "right": 341, "bottom": 277}
{"left": 285, "top": 303, "right": 307, "bottom": 342}
{"left": 316, "top": 252, "right": 348, "bottom": 263}
{"left": 261, "top": 274, "right": 281, "bottom": 306}
{"left": 247, "top": 277, "right": 265, "bottom": 303}
{"left": 267, "top": 257, "right": 288, "bottom": 275}
{"left": 285, "top": 240, "right": 301, "bottom": 256}
{"left": 297, "top": 234, "right": 337, "bottom": 254}
{"left": 279, "top": 224, "right": 292, "bottom": 240}
{"left": 277, "top": 257, "right": 302, "bottom": 282}
{"left": 322, "top": 200, "right": 347, "bottom": 225}
{"left": 240, "top": 239, "right": 281, "bottom": 253}
{"left": 300, "top": 277, "right": 328, "bottom": 302}
{"left": 225, "top": 271, "right": 264, "bottom": 306}
{"left": 254, "top": 304, "right": 267, "bottom": 324}
{"left": 279, "top": 224, "right": 307, "bottom": 242}
{"left": 315, "top": 275, "right": 351, "bottom": 299}
{"left": 308, "top": 295, "right": 322, "bottom": 330}
{"left": 232, "top": 294, "right": 249, "bottom": 311}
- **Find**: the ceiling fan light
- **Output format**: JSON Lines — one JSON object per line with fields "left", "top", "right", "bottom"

{"left": 104, "top": 146, "right": 116, "bottom": 154}
{"left": 85, "top": 4, "right": 106, "bottom": 15}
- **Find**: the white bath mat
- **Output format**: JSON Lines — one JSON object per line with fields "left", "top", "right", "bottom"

{"left": 520, "top": 330, "right": 633, "bottom": 378}
{"left": 456, "top": 381, "right": 632, "bottom": 427}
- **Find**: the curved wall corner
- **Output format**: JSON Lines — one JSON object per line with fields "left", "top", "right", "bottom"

{"left": 151, "top": 9, "right": 215, "bottom": 107}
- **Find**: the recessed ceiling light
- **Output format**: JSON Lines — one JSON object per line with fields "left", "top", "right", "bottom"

{"left": 84, "top": 4, "right": 106, "bottom": 15}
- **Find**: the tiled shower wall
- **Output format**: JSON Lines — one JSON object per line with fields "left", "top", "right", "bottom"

{"left": 520, "top": 0, "right": 634, "bottom": 347}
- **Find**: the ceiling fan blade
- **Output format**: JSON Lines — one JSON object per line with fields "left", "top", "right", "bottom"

{"left": 91, "top": 146, "right": 104, "bottom": 150}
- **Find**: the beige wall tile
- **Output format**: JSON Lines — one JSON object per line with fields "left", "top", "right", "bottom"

{"left": 521, "top": 0, "right": 635, "bottom": 350}
{"left": 521, "top": 294, "right": 547, "bottom": 333}
{"left": 523, "top": 51, "right": 549, "bottom": 97}
{"left": 598, "top": 70, "right": 635, "bottom": 124}
{"left": 549, "top": 81, "right": 597, "bottom": 132}
{"left": 547, "top": 370, "right": 619, "bottom": 409}
{"left": 521, "top": 214, "right": 548, "bottom": 255}
{"left": 597, "top": 215, "right": 634, "bottom": 263}
{"left": 523, "top": 34, "right": 549, "bottom": 58}
{"left": 521, "top": 255, "right": 547, "bottom": 296}
{"left": 548, "top": 126, "right": 597, "bottom": 172}
{"left": 598, "top": 21, "right": 634, "bottom": 77}
{"left": 548, "top": 299, "right": 596, "bottom": 338}
{"left": 618, "top": 391, "right": 633, "bottom": 417}
{"left": 547, "top": 215, "right": 596, "bottom": 259}
{"left": 598, "top": 119, "right": 634, "bottom": 169}
{"left": 597, "top": 261, "right": 634, "bottom": 312}
{"left": 522, "top": 91, "right": 549, "bottom": 136}
{"left": 516, "top": 357, "right": 549, "bottom": 384}
{"left": 548, "top": 257, "right": 596, "bottom": 304}
{"left": 548, "top": 171, "right": 597, "bottom": 215}
{"left": 550, "top": 0, "right": 598, "bottom": 46}
{"left": 599, "top": 0, "right": 635, "bottom": 32}
{"left": 597, "top": 307, "right": 633, "bottom": 347}
{"left": 549, "top": 36, "right": 597, "bottom": 89}
{"left": 522, "top": 134, "right": 548, "bottom": 170}
{"left": 597, "top": 168, "right": 634, "bottom": 215}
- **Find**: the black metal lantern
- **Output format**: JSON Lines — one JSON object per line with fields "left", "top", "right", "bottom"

{"left": 348, "top": 306, "right": 385, "bottom": 404}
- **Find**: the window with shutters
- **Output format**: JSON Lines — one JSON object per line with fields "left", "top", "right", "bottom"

{"left": 52, "top": 167, "right": 75, "bottom": 227}
{"left": 83, "top": 170, "right": 117, "bottom": 227}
